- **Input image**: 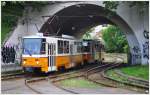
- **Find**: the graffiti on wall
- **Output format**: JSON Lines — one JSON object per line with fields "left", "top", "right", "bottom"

{"left": 143, "top": 41, "right": 149, "bottom": 59}
{"left": 2, "top": 43, "right": 22, "bottom": 65}
{"left": 143, "top": 30, "right": 149, "bottom": 39}
{"left": 131, "top": 46, "right": 141, "bottom": 64}
{"left": 132, "top": 46, "right": 141, "bottom": 59}
{"left": 1, "top": 44, "right": 16, "bottom": 64}
{"left": 132, "top": 46, "right": 140, "bottom": 54}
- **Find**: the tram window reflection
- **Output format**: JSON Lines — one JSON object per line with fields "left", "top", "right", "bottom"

{"left": 41, "top": 39, "right": 46, "bottom": 54}
{"left": 64, "top": 41, "right": 69, "bottom": 53}
{"left": 58, "top": 40, "right": 63, "bottom": 54}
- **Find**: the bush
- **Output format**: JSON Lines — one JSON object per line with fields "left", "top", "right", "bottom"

{"left": 102, "top": 25, "right": 128, "bottom": 53}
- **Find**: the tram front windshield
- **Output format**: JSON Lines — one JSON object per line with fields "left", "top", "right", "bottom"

{"left": 23, "top": 38, "right": 42, "bottom": 55}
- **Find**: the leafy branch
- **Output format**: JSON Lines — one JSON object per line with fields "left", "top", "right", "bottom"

{"left": 103, "top": 1, "right": 148, "bottom": 18}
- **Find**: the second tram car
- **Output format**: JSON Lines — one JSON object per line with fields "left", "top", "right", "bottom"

{"left": 82, "top": 39, "right": 102, "bottom": 64}
{"left": 22, "top": 33, "right": 103, "bottom": 73}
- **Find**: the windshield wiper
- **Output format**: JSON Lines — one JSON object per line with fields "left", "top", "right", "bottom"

{"left": 24, "top": 48, "right": 32, "bottom": 56}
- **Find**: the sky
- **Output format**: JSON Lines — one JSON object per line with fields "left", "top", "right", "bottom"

{"left": 90, "top": 25, "right": 107, "bottom": 38}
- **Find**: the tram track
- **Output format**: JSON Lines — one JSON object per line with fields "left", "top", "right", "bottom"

{"left": 51, "top": 63, "right": 109, "bottom": 93}
{"left": 113, "top": 69, "right": 149, "bottom": 87}
{"left": 1, "top": 72, "right": 25, "bottom": 81}
{"left": 49, "top": 63, "right": 105, "bottom": 82}
{"left": 23, "top": 63, "right": 104, "bottom": 94}
{"left": 85, "top": 63, "right": 122, "bottom": 87}
{"left": 47, "top": 63, "right": 106, "bottom": 94}
{"left": 2, "top": 56, "right": 148, "bottom": 94}
{"left": 25, "top": 79, "right": 43, "bottom": 94}
{"left": 103, "top": 66, "right": 149, "bottom": 92}
{"left": 24, "top": 71, "right": 82, "bottom": 94}
{"left": 2, "top": 63, "right": 104, "bottom": 94}
{"left": 84, "top": 57, "right": 148, "bottom": 93}
{"left": 1, "top": 62, "right": 100, "bottom": 80}
{"left": 107, "top": 56, "right": 149, "bottom": 93}
{"left": 2, "top": 62, "right": 125, "bottom": 94}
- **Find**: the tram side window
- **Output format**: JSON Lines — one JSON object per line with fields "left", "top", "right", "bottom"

{"left": 83, "top": 42, "right": 90, "bottom": 52}
{"left": 79, "top": 42, "right": 82, "bottom": 53}
{"left": 97, "top": 43, "right": 101, "bottom": 52}
{"left": 95, "top": 43, "right": 98, "bottom": 52}
{"left": 77, "top": 42, "right": 82, "bottom": 53}
{"left": 99, "top": 44, "right": 101, "bottom": 52}
{"left": 64, "top": 41, "right": 69, "bottom": 53}
{"left": 41, "top": 39, "right": 46, "bottom": 54}
{"left": 74, "top": 42, "right": 77, "bottom": 54}
{"left": 58, "top": 40, "right": 63, "bottom": 54}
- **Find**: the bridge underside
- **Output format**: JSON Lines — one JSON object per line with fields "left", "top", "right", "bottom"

{"left": 33, "top": 2, "right": 147, "bottom": 65}
{"left": 39, "top": 4, "right": 114, "bottom": 38}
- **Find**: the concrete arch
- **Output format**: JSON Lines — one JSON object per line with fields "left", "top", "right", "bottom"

{"left": 6, "top": 1, "right": 148, "bottom": 65}
{"left": 39, "top": 2, "right": 141, "bottom": 64}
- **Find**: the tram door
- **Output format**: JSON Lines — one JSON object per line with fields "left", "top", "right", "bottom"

{"left": 70, "top": 44, "right": 74, "bottom": 67}
{"left": 48, "top": 43, "right": 56, "bottom": 71}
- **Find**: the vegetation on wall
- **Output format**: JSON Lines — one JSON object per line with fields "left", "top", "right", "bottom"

{"left": 103, "top": 1, "right": 148, "bottom": 11}
{"left": 1, "top": 1, "right": 49, "bottom": 43}
{"left": 103, "top": 1, "right": 148, "bottom": 17}
{"left": 101, "top": 25, "right": 128, "bottom": 53}
{"left": 1, "top": 2, "right": 24, "bottom": 43}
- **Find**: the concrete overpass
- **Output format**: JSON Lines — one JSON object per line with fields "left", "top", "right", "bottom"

{"left": 6, "top": 1, "right": 149, "bottom": 65}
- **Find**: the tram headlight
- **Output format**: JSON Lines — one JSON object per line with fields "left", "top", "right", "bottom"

{"left": 23, "top": 61, "right": 26, "bottom": 64}
{"left": 35, "top": 59, "right": 39, "bottom": 64}
{"left": 36, "top": 61, "right": 39, "bottom": 64}
{"left": 23, "top": 59, "right": 27, "bottom": 64}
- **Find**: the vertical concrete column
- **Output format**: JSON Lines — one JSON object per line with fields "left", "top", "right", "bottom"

{"left": 140, "top": 7, "right": 149, "bottom": 65}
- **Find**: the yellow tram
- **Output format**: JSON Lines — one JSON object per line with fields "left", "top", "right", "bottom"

{"left": 22, "top": 33, "right": 103, "bottom": 73}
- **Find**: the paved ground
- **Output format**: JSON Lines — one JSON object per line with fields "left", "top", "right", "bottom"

{"left": 2, "top": 78, "right": 141, "bottom": 94}
{"left": 28, "top": 80, "right": 70, "bottom": 94}
{"left": 1, "top": 79, "right": 70, "bottom": 94}
{"left": 1, "top": 79, "right": 36, "bottom": 94}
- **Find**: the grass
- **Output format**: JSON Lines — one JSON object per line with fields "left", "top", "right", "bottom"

{"left": 60, "top": 78, "right": 101, "bottom": 88}
{"left": 106, "top": 65, "right": 149, "bottom": 81}
{"left": 106, "top": 69, "right": 128, "bottom": 81}
{"left": 120, "top": 65, "right": 149, "bottom": 80}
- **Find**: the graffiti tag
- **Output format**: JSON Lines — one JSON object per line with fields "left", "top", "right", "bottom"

{"left": 143, "top": 30, "right": 149, "bottom": 39}
{"left": 143, "top": 41, "right": 149, "bottom": 59}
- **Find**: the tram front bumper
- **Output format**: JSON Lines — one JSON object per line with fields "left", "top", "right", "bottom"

{"left": 22, "top": 57, "right": 48, "bottom": 68}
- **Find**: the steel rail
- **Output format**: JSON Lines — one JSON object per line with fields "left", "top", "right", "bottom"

{"left": 2, "top": 72, "right": 25, "bottom": 80}
{"left": 102, "top": 66, "right": 149, "bottom": 90}
{"left": 25, "top": 79, "right": 43, "bottom": 94}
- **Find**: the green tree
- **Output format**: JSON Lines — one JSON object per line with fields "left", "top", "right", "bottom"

{"left": 101, "top": 25, "right": 128, "bottom": 53}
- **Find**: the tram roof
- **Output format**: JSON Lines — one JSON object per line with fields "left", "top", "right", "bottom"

{"left": 22, "top": 34, "right": 82, "bottom": 41}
